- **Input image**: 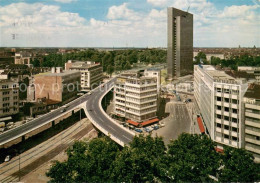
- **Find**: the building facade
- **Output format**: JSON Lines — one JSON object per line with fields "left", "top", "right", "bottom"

{"left": 15, "top": 52, "right": 31, "bottom": 65}
{"left": 114, "top": 71, "right": 158, "bottom": 124}
{"left": 167, "top": 7, "right": 193, "bottom": 79}
{"left": 194, "top": 65, "right": 248, "bottom": 149}
{"left": 0, "top": 79, "right": 19, "bottom": 118}
{"left": 34, "top": 67, "right": 80, "bottom": 103}
{"left": 65, "top": 60, "right": 103, "bottom": 92}
{"left": 243, "top": 84, "right": 260, "bottom": 162}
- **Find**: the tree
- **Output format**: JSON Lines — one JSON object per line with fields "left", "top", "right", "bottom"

{"left": 110, "top": 135, "right": 166, "bottom": 182}
{"left": 194, "top": 52, "right": 207, "bottom": 64}
{"left": 46, "top": 138, "right": 120, "bottom": 183}
{"left": 165, "top": 133, "right": 220, "bottom": 182}
{"left": 218, "top": 147, "right": 260, "bottom": 182}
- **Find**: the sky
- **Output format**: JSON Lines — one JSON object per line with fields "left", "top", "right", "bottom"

{"left": 0, "top": 0, "right": 259, "bottom": 47}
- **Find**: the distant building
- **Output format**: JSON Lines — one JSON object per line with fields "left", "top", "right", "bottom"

{"left": 167, "top": 7, "right": 193, "bottom": 79}
{"left": 15, "top": 52, "right": 32, "bottom": 65}
{"left": 0, "top": 79, "right": 19, "bottom": 118}
{"left": 194, "top": 65, "right": 248, "bottom": 149}
{"left": 243, "top": 84, "right": 260, "bottom": 163}
{"left": 114, "top": 70, "right": 159, "bottom": 126}
{"left": 34, "top": 67, "right": 80, "bottom": 104}
{"left": 65, "top": 60, "right": 103, "bottom": 92}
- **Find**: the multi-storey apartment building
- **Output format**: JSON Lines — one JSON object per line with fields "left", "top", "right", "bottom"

{"left": 0, "top": 79, "right": 19, "bottom": 118}
{"left": 243, "top": 84, "right": 260, "bottom": 162}
{"left": 194, "top": 65, "right": 248, "bottom": 149}
{"left": 34, "top": 67, "right": 80, "bottom": 103}
{"left": 65, "top": 60, "right": 103, "bottom": 92}
{"left": 114, "top": 71, "right": 158, "bottom": 125}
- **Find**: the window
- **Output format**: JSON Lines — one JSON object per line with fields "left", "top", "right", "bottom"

{"left": 232, "top": 109, "right": 238, "bottom": 114}
{"left": 232, "top": 118, "right": 238, "bottom": 123}
{"left": 217, "top": 106, "right": 222, "bottom": 110}
{"left": 232, "top": 127, "right": 237, "bottom": 132}
{"left": 224, "top": 98, "right": 230, "bottom": 103}
{"left": 217, "top": 97, "right": 222, "bottom": 101}
{"left": 224, "top": 89, "right": 230, "bottom": 94}
{"left": 232, "top": 136, "right": 237, "bottom": 141}
{"left": 224, "top": 107, "right": 229, "bottom": 112}
{"left": 224, "top": 116, "right": 229, "bottom": 121}
{"left": 217, "top": 114, "right": 222, "bottom": 119}
{"left": 224, "top": 134, "right": 229, "bottom": 139}
{"left": 216, "top": 123, "right": 222, "bottom": 128}
{"left": 224, "top": 125, "right": 229, "bottom": 130}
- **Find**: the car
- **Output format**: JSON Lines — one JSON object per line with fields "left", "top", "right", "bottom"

{"left": 135, "top": 128, "right": 143, "bottom": 133}
{"left": 5, "top": 155, "right": 10, "bottom": 162}
{"left": 60, "top": 108, "right": 66, "bottom": 113}
{"left": 153, "top": 125, "right": 159, "bottom": 130}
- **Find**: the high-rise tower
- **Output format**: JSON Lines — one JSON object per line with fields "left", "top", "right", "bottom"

{"left": 167, "top": 7, "right": 193, "bottom": 79}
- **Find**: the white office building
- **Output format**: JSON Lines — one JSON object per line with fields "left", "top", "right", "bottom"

{"left": 65, "top": 60, "right": 103, "bottom": 92}
{"left": 194, "top": 65, "right": 248, "bottom": 149}
{"left": 114, "top": 70, "right": 159, "bottom": 125}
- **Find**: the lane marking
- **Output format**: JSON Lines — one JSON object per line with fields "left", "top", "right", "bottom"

{"left": 123, "top": 135, "right": 132, "bottom": 141}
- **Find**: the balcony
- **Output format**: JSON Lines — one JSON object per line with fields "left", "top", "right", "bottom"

{"left": 216, "top": 127, "right": 222, "bottom": 133}
{"left": 245, "top": 129, "right": 260, "bottom": 136}
{"left": 245, "top": 103, "right": 260, "bottom": 111}
{"left": 216, "top": 101, "right": 222, "bottom": 106}
{"left": 224, "top": 129, "right": 229, "bottom": 135}
{"left": 245, "top": 146, "right": 260, "bottom": 154}
{"left": 216, "top": 110, "right": 222, "bottom": 115}
{"left": 224, "top": 120, "right": 229, "bottom": 126}
{"left": 216, "top": 118, "right": 222, "bottom": 123}
{"left": 245, "top": 137, "right": 260, "bottom": 146}
{"left": 224, "top": 102, "right": 230, "bottom": 107}
{"left": 232, "top": 95, "right": 238, "bottom": 100}
{"left": 245, "top": 120, "right": 260, "bottom": 128}
{"left": 231, "top": 131, "right": 238, "bottom": 137}
{"left": 232, "top": 104, "right": 238, "bottom": 109}
{"left": 245, "top": 112, "right": 260, "bottom": 119}
{"left": 216, "top": 92, "right": 222, "bottom": 97}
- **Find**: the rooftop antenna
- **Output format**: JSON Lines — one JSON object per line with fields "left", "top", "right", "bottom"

{"left": 183, "top": 6, "right": 190, "bottom": 18}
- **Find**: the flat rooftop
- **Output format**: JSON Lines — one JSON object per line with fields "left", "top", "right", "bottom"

{"left": 244, "top": 84, "right": 260, "bottom": 99}
{"left": 35, "top": 70, "right": 79, "bottom": 77}
{"left": 68, "top": 60, "right": 100, "bottom": 69}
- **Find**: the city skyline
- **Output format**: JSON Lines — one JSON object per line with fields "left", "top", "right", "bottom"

{"left": 0, "top": 0, "right": 259, "bottom": 47}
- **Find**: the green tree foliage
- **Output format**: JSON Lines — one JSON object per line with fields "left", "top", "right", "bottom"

{"left": 46, "top": 134, "right": 260, "bottom": 183}
{"left": 166, "top": 133, "right": 220, "bottom": 182}
{"left": 39, "top": 48, "right": 166, "bottom": 74}
{"left": 194, "top": 52, "right": 207, "bottom": 64}
{"left": 111, "top": 135, "right": 166, "bottom": 182}
{"left": 218, "top": 147, "right": 260, "bottom": 182}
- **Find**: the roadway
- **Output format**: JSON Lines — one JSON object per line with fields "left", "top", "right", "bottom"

{"left": 86, "top": 78, "right": 134, "bottom": 144}
{"left": 0, "top": 77, "right": 134, "bottom": 147}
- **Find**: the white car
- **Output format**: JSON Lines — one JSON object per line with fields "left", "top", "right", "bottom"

{"left": 5, "top": 155, "right": 10, "bottom": 162}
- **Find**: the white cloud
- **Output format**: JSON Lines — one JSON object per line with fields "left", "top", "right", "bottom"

{"left": 107, "top": 3, "right": 141, "bottom": 20}
{"left": 0, "top": 1, "right": 259, "bottom": 47}
{"left": 54, "top": 0, "right": 77, "bottom": 3}
{"left": 147, "top": 0, "right": 169, "bottom": 7}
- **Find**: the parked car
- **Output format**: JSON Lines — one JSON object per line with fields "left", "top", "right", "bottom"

{"left": 135, "top": 128, "right": 143, "bottom": 133}
{"left": 153, "top": 125, "right": 159, "bottom": 130}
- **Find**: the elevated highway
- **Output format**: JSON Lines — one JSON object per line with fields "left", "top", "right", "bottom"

{"left": 0, "top": 78, "right": 134, "bottom": 148}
